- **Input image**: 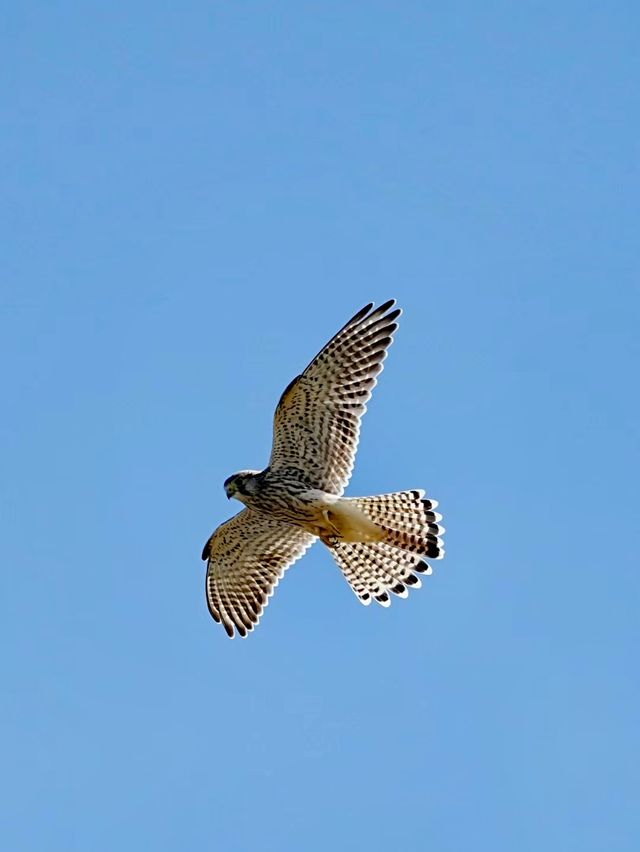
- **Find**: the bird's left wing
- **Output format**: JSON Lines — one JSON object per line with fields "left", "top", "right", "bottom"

{"left": 202, "top": 509, "right": 316, "bottom": 638}
{"left": 269, "top": 300, "right": 401, "bottom": 495}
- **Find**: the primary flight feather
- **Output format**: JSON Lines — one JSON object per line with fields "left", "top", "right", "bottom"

{"left": 202, "top": 300, "right": 445, "bottom": 637}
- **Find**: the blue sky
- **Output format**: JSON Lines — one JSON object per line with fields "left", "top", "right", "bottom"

{"left": 2, "top": 3, "right": 639, "bottom": 850}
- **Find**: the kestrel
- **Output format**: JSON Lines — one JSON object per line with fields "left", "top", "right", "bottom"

{"left": 202, "top": 300, "right": 445, "bottom": 637}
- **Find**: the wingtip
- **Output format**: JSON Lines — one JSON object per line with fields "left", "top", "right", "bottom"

{"left": 357, "top": 299, "right": 399, "bottom": 319}
{"left": 354, "top": 302, "right": 374, "bottom": 321}
{"left": 370, "top": 299, "right": 402, "bottom": 322}
{"left": 201, "top": 536, "right": 212, "bottom": 561}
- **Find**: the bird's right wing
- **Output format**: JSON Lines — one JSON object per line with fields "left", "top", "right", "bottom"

{"left": 202, "top": 509, "right": 316, "bottom": 638}
{"left": 269, "top": 300, "right": 401, "bottom": 495}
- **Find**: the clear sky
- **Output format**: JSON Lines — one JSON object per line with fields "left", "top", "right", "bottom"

{"left": 2, "top": 3, "right": 639, "bottom": 850}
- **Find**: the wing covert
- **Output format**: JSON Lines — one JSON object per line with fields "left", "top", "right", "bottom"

{"left": 202, "top": 510, "right": 316, "bottom": 638}
{"left": 269, "top": 300, "right": 401, "bottom": 495}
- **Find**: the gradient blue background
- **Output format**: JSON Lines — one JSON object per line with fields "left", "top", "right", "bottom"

{"left": 2, "top": 3, "right": 639, "bottom": 850}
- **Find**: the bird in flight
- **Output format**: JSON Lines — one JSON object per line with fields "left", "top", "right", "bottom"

{"left": 202, "top": 300, "right": 445, "bottom": 637}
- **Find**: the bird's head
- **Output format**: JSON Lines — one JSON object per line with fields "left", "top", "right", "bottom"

{"left": 224, "top": 470, "right": 261, "bottom": 502}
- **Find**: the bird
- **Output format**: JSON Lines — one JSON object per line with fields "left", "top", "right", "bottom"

{"left": 202, "top": 300, "right": 445, "bottom": 638}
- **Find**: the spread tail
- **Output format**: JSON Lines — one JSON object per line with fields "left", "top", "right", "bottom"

{"left": 328, "top": 490, "right": 445, "bottom": 606}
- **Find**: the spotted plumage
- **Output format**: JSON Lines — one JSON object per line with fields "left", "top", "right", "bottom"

{"left": 202, "top": 300, "right": 445, "bottom": 638}
{"left": 202, "top": 511, "right": 315, "bottom": 638}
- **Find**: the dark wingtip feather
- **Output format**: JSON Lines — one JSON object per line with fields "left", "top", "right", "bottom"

{"left": 201, "top": 536, "right": 212, "bottom": 561}
{"left": 353, "top": 303, "right": 374, "bottom": 322}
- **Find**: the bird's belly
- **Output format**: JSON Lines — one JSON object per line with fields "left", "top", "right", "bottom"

{"left": 248, "top": 490, "right": 383, "bottom": 544}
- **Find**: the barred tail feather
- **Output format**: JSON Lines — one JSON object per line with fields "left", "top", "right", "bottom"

{"left": 330, "top": 490, "right": 445, "bottom": 607}
{"left": 349, "top": 490, "right": 445, "bottom": 559}
{"left": 330, "top": 540, "right": 433, "bottom": 607}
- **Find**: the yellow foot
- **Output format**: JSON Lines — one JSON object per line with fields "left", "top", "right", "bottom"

{"left": 320, "top": 532, "right": 340, "bottom": 548}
